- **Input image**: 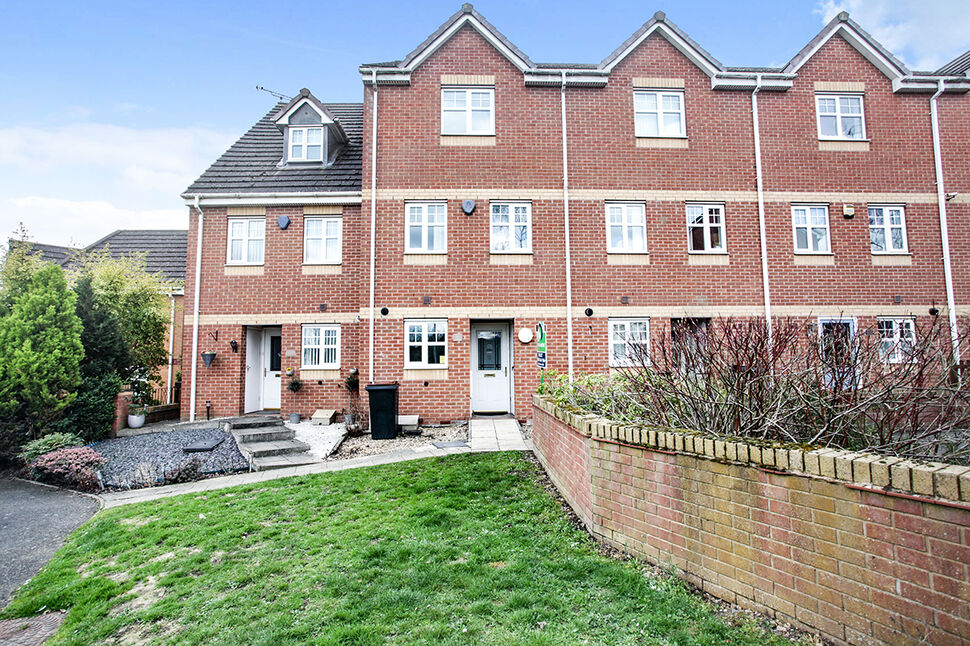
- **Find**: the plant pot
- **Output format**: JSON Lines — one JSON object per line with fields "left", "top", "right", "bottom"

{"left": 201, "top": 352, "right": 217, "bottom": 368}
{"left": 288, "top": 413, "right": 301, "bottom": 424}
{"left": 127, "top": 413, "right": 146, "bottom": 429}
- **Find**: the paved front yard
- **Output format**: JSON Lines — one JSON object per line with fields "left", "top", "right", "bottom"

{"left": 2, "top": 453, "right": 808, "bottom": 645}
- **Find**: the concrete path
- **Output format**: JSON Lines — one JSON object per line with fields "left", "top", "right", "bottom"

{"left": 100, "top": 419, "right": 528, "bottom": 509}
{"left": 0, "top": 478, "right": 99, "bottom": 607}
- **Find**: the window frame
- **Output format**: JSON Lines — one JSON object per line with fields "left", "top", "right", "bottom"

{"left": 440, "top": 87, "right": 495, "bottom": 136}
{"left": 301, "top": 324, "right": 340, "bottom": 369}
{"left": 815, "top": 93, "right": 867, "bottom": 141}
{"left": 303, "top": 216, "right": 342, "bottom": 265}
{"left": 686, "top": 203, "right": 727, "bottom": 254}
{"left": 609, "top": 318, "right": 651, "bottom": 368}
{"left": 868, "top": 205, "right": 909, "bottom": 255}
{"left": 605, "top": 202, "right": 648, "bottom": 254}
{"left": 404, "top": 202, "right": 448, "bottom": 254}
{"left": 877, "top": 317, "right": 916, "bottom": 364}
{"left": 404, "top": 319, "right": 448, "bottom": 369}
{"left": 633, "top": 89, "right": 687, "bottom": 138}
{"left": 489, "top": 202, "right": 533, "bottom": 254}
{"left": 288, "top": 126, "right": 326, "bottom": 162}
{"left": 225, "top": 217, "right": 266, "bottom": 266}
{"left": 791, "top": 204, "right": 832, "bottom": 255}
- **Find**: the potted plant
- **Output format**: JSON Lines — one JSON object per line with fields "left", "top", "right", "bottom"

{"left": 127, "top": 397, "right": 147, "bottom": 429}
{"left": 286, "top": 377, "right": 304, "bottom": 423}
{"left": 201, "top": 350, "right": 217, "bottom": 368}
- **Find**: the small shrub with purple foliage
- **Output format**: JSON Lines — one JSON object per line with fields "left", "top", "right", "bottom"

{"left": 29, "top": 447, "right": 106, "bottom": 491}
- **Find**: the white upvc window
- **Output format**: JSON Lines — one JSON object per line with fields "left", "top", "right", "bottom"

{"left": 686, "top": 203, "right": 726, "bottom": 253}
{"left": 302, "top": 324, "right": 340, "bottom": 369}
{"left": 792, "top": 205, "right": 831, "bottom": 254}
{"left": 606, "top": 203, "right": 647, "bottom": 253}
{"left": 634, "top": 90, "right": 686, "bottom": 138}
{"left": 878, "top": 317, "right": 916, "bottom": 364}
{"left": 441, "top": 88, "right": 495, "bottom": 135}
{"left": 490, "top": 202, "right": 532, "bottom": 253}
{"left": 868, "top": 205, "right": 908, "bottom": 254}
{"left": 405, "top": 202, "right": 447, "bottom": 253}
{"left": 610, "top": 318, "right": 650, "bottom": 367}
{"left": 405, "top": 320, "right": 447, "bottom": 368}
{"left": 289, "top": 126, "right": 325, "bottom": 161}
{"left": 226, "top": 217, "right": 265, "bottom": 265}
{"left": 304, "top": 217, "right": 342, "bottom": 264}
{"left": 816, "top": 94, "right": 866, "bottom": 140}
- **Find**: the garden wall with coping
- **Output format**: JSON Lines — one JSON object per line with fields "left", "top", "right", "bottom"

{"left": 532, "top": 395, "right": 970, "bottom": 645}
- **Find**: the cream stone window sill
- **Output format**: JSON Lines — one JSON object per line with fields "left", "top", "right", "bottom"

{"left": 302, "top": 264, "right": 342, "bottom": 275}
{"left": 440, "top": 135, "right": 496, "bottom": 147}
{"left": 490, "top": 253, "right": 533, "bottom": 265}
{"left": 793, "top": 254, "right": 835, "bottom": 266}
{"left": 607, "top": 253, "right": 650, "bottom": 265}
{"left": 818, "top": 139, "right": 870, "bottom": 152}
{"left": 688, "top": 254, "right": 730, "bottom": 266}
{"left": 404, "top": 254, "right": 448, "bottom": 265}
{"left": 403, "top": 368, "right": 449, "bottom": 380}
{"left": 872, "top": 254, "right": 912, "bottom": 266}
{"left": 300, "top": 369, "right": 341, "bottom": 380}
{"left": 636, "top": 137, "right": 689, "bottom": 149}
{"left": 224, "top": 265, "right": 264, "bottom": 276}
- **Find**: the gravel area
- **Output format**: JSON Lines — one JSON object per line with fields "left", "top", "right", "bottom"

{"left": 291, "top": 422, "right": 347, "bottom": 459}
{"left": 91, "top": 428, "right": 248, "bottom": 490}
{"left": 328, "top": 422, "right": 468, "bottom": 461}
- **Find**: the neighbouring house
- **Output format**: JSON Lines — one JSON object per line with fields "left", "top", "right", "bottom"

{"left": 180, "top": 5, "right": 970, "bottom": 424}
{"left": 11, "top": 229, "right": 187, "bottom": 405}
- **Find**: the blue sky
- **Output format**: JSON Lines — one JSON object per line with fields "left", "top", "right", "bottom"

{"left": 1, "top": 0, "right": 968, "bottom": 248}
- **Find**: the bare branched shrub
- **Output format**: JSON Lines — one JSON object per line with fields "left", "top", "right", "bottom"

{"left": 544, "top": 316, "right": 970, "bottom": 465}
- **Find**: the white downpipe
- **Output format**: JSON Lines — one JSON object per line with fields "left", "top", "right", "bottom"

{"left": 751, "top": 74, "right": 773, "bottom": 344}
{"left": 930, "top": 80, "right": 961, "bottom": 362}
{"left": 166, "top": 294, "right": 175, "bottom": 404}
{"left": 188, "top": 196, "right": 205, "bottom": 421}
{"left": 368, "top": 70, "right": 379, "bottom": 383}
{"left": 560, "top": 72, "right": 575, "bottom": 382}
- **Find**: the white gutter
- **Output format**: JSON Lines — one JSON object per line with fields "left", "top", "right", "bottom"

{"left": 181, "top": 192, "right": 361, "bottom": 207}
{"left": 560, "top": 71, "right": 575, "bottom": 382}
{"left": 930, "top": 80, "right": 961, "bottom": 362}
{"left": 188, "top": 196, "right": 205, "bottom": 421}
{"left": 751, "top": 74, "right": 773, "bottom": 344}
{"left": 368, "top": 69, "right": 379, "bottom": 383}
{"left": 166, "top": 293, "right": 175, "bottom": 404}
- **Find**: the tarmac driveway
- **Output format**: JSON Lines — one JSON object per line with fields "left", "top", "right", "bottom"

{"left": 0, "top": 476, "right": 99, "bottom": 607}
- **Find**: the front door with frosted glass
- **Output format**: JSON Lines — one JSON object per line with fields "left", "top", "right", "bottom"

{"left": 261, "top": 328, "right": 282, "bottom": 410}
{"left": 471, "top": 323, "right": 511, "bottom": 414}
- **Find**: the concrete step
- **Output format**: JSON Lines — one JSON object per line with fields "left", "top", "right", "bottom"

{"left": 235, "top": 427, "right": 295, "bottom": 443}
{"left": 253, "top": 454, "right": 320, "bottom": 470}
{"left": 228, "top": 417, "right": 284, "bottom": 431}
{"left": 240, "top": 439, "right": 311, "bottom": 458}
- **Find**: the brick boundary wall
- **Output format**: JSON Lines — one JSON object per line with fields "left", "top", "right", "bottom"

{"left": 532, "top": 395, "right": 970, "bottom": 645}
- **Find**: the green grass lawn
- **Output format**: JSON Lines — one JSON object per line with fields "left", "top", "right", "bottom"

{"left": 4, "top": 453, "right": 805, "bottom": 645}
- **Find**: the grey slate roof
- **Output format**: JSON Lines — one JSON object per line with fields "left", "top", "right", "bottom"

{"left": 937, "top": 50, "right": 970, "bottom": 76}
{"left": 184, "top": 101, "right": 362, "bottom": 195}
{"left": 10, "top": 230, "right": 187, "bottom": 283}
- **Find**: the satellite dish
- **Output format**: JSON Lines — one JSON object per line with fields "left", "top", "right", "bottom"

{"left": 278, "top": 215, "right": 290, "bottom": 230}
{"left": 461, "top": 199, "right": 476, "bottom": 215}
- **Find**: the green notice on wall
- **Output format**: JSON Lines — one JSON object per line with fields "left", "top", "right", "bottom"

{"left": 536, "top": 322, "right": 547, "bottom": 369}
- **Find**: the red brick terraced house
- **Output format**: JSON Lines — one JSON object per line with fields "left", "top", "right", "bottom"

{"left": 180, "top": 5, "right": 970, "bottom": 424}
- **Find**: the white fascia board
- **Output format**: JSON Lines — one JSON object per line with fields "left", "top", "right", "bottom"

{"left": 361, "top": 71, "right": 411, "bottom": 85}
{"left": 183, "top": 192, "right": 362, "bottom": 207}
{"left": 405, "top": 14, "right": 532, "bottom": 73}
{"left": 893, "top": 77, "right": 970, "bottom": 94}
{"left": 524, "top": 71, "right": 609, "bottom": 87}
{"left": 711, "top": 74, "right": 794, "bottom": 91}
{"left": 602, "top": 23, "right": 722, "bottom": 77}
{"left": 787, "top": 24, "right": 905, "bottom": 81}
{"left": 275, "top": 98, "right": 335, "bottom": 126}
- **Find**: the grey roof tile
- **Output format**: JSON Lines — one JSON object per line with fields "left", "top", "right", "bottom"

{"left": 184, "top": 101, "right": 362, "bottom": 196}
{"left": 936, "top": 50, "right": 970, "bottom": 76}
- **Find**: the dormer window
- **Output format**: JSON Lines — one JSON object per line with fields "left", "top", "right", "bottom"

{"left": 290, "top": 127, "right": 324, "bottom": 162}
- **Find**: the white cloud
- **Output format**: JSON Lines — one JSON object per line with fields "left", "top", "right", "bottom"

{"left": 2, "top": 197, "right": 187, "bottom": 248}
{"left": 815, "top": 0, "right": 970, "bottom": 70}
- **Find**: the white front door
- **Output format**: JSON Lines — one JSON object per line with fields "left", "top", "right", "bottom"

{"left": 244, "top": 327, "right": 262, "bottom": 413}
{"left": 261, "top": 327, "right": 282, "bottom": 410}
{"left": 471, "top": 323, "right": 511, "bottom": 414}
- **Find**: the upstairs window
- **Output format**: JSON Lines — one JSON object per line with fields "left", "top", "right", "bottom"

{"left": 816, "top": 94, "right": 865, "bottom": 140}
{"left": 405, "top": 320, "right": 447, "bottom": 368}
{"left": 490, "top": 202, "right": 532, "bottom": 253}
{"left": 441, "top": 88, "right": 494, "bottom": 135}
{"left": 304, "top": 217, "right": 341, "bottom": 264}
{"left": 634, "top": 90, "right": 685, "bottom": 138}
{"left": 405, "top": 202, "right": 447, "bottom": 253}
{"left": 610, "top": 318, "right": 650, "bottom": 367}
{"left": 289, "top": 126, "right": 324, "bottom": 161}
{"left": 606, "top": 203, "right": 647, "bottom": 253}
{"left": 868, "top": 205, "right": 908, "bottom": 254}
{"left": 227, "top": 217, "right": 265, "bottom": 265}
{"left": 792, "top": 205, "right": 830, "bottom": 254}
{"left": 302, "top": 324, "right": 340, "bottom": 369}
{"left": 686, "top": 203, "right": 726, "bottom": 253}
{"left": 878, "top": 317, "right": 916, "bottom": 364}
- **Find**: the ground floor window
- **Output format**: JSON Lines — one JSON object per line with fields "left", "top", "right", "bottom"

{"left": 302, "top": 324, "right": 340, "bottom": 369}
{"left": 609, "top": 318, "right": 650, "bottom": 367}
{"left": 878, "top": 317, "right": 915, "bottom": 364}
{"left": 405, "top": 319, "right": 447, "bottom": 368}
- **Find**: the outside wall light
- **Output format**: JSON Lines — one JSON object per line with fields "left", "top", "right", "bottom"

{"left": 380, "top": 307, "right": 389, "bottom": 316}
{"left": 229, "top": 340, "right": 238, "bottom": 353}
{"left": 584, "top": 308, "right": 594, "bottom": 317}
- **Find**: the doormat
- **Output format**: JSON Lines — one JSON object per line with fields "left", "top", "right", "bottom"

{"left": 432, "top": 440, "right": 469, "bottom": 449}
{"left": 183, "top": 437, "right": 226, "bottom": 452}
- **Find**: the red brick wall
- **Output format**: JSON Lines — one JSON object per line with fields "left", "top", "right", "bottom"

{"left": 533, "top": 400, "right": 970, "bottom": 645}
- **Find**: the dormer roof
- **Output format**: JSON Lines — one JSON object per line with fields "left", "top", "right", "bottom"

{"left": 273, "top": 88, "right": 348, "bottom": 146}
